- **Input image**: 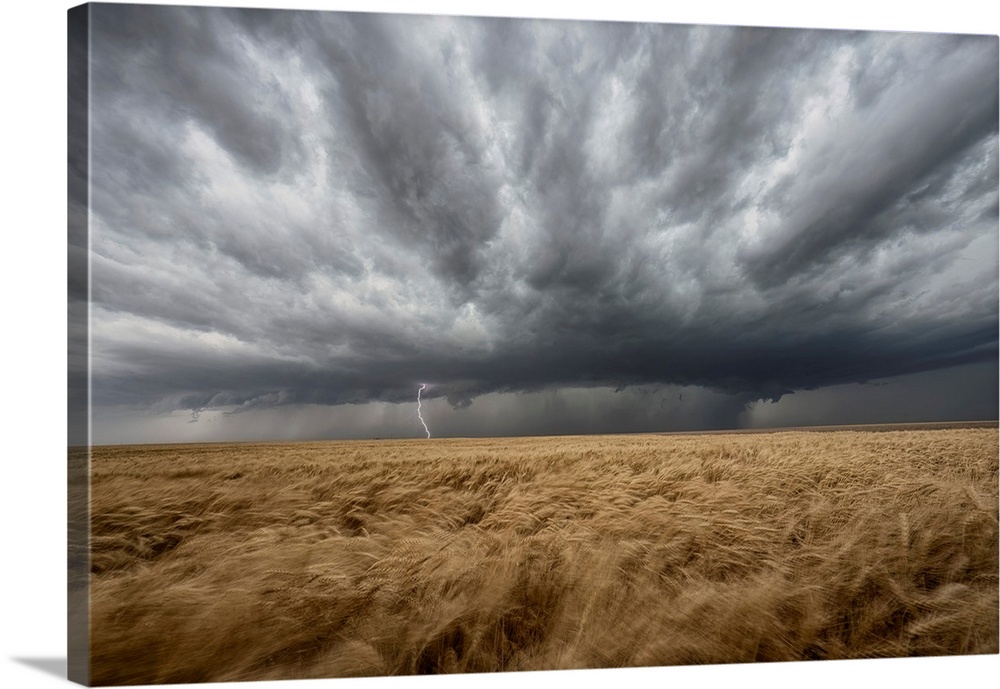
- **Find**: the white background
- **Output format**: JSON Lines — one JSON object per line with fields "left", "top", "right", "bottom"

{"left": 1, "top": 1, "right": 997, "bottom": 688}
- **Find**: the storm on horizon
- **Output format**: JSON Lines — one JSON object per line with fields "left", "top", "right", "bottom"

{"left": 75, "top": 4, "right": 999, "bottom": 445}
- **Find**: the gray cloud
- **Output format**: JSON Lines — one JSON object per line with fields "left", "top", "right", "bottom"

{"left": 740, "top": 35, "right": 998, "bottom": 286}
{"left": 85, "top": 6, "right": 998, "bottom": 440}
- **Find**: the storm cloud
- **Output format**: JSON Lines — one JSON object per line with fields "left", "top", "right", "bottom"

{"left": 84, "top": 5, "right": 998, "bottom": 442}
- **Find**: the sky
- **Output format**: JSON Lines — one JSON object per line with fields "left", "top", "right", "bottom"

{"left": 77, "top": 2, "right": 999, "bottom": 444}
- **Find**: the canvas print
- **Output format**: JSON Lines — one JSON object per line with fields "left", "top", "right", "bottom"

{"left": 67, "top": 2, "right": 999, "bottom": 686}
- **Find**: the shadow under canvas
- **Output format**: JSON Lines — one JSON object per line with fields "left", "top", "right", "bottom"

{"left": 11, "top": 657, "right": 68, "bottom": 680}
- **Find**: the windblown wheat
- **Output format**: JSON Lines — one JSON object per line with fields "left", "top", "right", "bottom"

{"left": 86, "top": 427, "right": 998, "bottom": 684}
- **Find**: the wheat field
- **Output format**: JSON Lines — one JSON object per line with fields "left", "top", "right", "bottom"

{"left": 85, "top": 426, "right": 999, "bottom": 685}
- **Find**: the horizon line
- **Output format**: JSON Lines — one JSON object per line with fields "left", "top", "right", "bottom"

{"left": 77, "top": 419, "right": 999, "bottom": 449}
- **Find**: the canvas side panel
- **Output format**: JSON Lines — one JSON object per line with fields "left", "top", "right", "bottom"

{"left": 68, "top": 3, "right": 91, "bottom": 686}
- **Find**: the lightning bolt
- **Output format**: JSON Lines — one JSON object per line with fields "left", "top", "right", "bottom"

{"left": 416, "top": 384, "right": 431, "bottom": 438}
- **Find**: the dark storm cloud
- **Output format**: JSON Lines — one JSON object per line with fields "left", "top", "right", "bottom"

{"left": 92, "top": 4, "right": 302, "bottom": 175}
{"left": 739, "top": 36, "right": 999, "bottom": 286}
{"left": 86, "top": 4, "right": 998, "bottom": 435}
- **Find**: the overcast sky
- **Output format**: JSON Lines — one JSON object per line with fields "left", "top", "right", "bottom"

{"left": 79, "top": 3, "right": 998, "bottom": 444}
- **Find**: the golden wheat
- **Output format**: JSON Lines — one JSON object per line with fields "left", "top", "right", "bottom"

{"left": 85, "top": 428, "right": 999, "bottom": 685}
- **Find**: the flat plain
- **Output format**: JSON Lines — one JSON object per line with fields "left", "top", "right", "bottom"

{"left": 85, "top": 425, "right": 998, "bottom": 685}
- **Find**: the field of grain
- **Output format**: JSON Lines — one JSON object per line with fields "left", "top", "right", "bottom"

{"left": 85, "top": 427, "right": 999, "bottom": 685}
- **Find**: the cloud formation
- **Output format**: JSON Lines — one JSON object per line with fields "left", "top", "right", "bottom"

{"left": 85, "top": 6, "right": 998, "bottom": 438}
